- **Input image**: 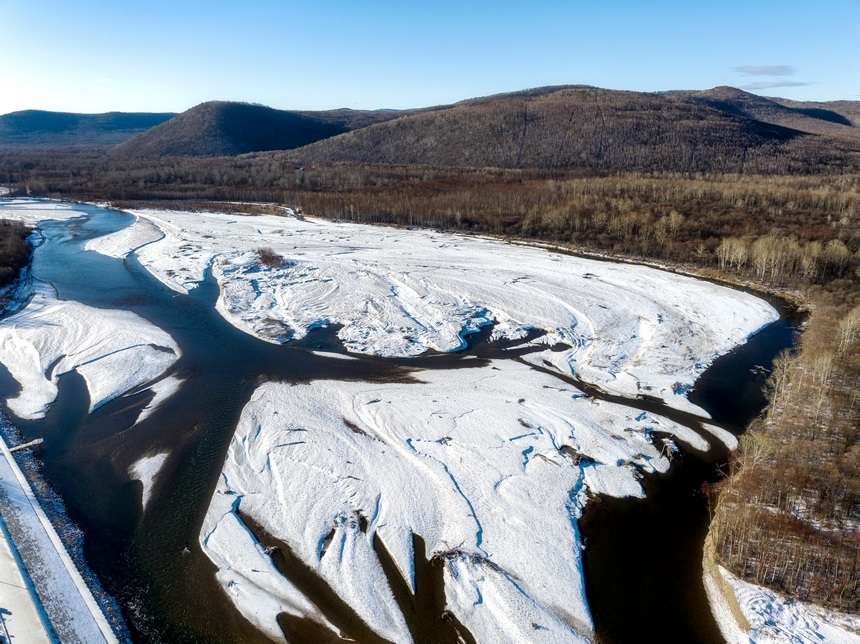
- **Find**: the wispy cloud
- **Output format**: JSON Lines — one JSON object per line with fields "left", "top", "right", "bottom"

{"left": 734, "top": 65, "right": 797, "bottom": 77}
{"left": 97, "top": 78, "right": 112, "bottom": 84}
{"left": 740, "top": 81, "right": 813, "bottom": 90}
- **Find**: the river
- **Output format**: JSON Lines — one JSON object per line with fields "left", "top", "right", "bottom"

{"left": 0, "top": 200, "right": 798, "bottom": 643}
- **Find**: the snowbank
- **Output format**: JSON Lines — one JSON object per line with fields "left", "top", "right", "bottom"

{"left": 84, "top": 215, "right": 163, "bottom": 258}
{"left": 0, "top": 199, "right": 91, "bottom": 224}
{"left": 0, "top": 282, "right": 180, "bottom": 419}
{"left": 119, "top": 209, "right": 777, "bottom": 413}
{"left": 712, "top": 566, "right": 860, "bottom": 643}
{"left": 202, "top": 362, "right": 689, "bottom": 641}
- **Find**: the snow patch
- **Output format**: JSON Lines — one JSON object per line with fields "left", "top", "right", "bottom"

{"left": 0, "top": 199, "right": 90, "bottom": 224}
{"left": 201, "top": 361, "right": 718, "bottom": 641}
{"left": 84, "top": 215, "right": 163, "bottom": 258}
{"left": 130, "top": 453, "right": 169, "bottom": 511}
{"left": 134, "top": 375, "right": 184, "bottom": 424}
{"left": 119, "top": 208, "right": 777, "bottom": 413}
{"left": 715, "top": 566, "right": 860, "bottom": 643}
{"left": 201, "top": 487, "right": 341, "bottom": 640}
{"left": 0, "top": 282, "right": 180, "bottom": 419}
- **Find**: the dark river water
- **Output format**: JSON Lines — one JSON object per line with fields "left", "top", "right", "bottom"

{"left": 0, "top": 199, "right": 799, "bottom": 643}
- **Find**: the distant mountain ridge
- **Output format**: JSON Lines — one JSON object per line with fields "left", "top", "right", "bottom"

{"left": 0, "top": 110, "right": 176, "bottom": 148}
{"left": 665, "top": 86, "right": 860, "bottom": 140}
{"left": 4, "top": 87, "right": 860, "bottom": 174}
{"left": 113, "top": 101, "right": 411, "bottom": 157}
{"left": 283, "top": 86, "right": 860, "bottom": 173}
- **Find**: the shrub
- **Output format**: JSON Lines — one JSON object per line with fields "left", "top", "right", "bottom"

{"left": 257, "top": 246, "right": 289, "bottom": 268}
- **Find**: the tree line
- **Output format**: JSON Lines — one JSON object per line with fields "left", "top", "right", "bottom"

{"left": 0, "top": 219, "right": 31, "bottom": 287}
{"left": 710, "top": 292, "right": 860, "bottom": 612}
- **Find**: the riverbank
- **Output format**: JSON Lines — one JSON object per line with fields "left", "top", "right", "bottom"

{"left": 0, "top": 428, "right": 118, "bottom": 642}
{"left": 707, "top": 283, "right": 860, "bottom": 639}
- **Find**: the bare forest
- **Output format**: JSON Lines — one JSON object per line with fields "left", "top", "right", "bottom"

{"left": 0, "top": 218, "right": 31, "bottom": 287}
{"left": 711, "top": 293, "right": 860, "bottom": 612}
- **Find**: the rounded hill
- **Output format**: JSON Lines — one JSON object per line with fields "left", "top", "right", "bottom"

{"left": 115, "top": 102, "right": 356, "bottom": 157}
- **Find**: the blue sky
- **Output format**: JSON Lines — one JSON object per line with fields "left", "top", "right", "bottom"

{"left": 1, "top": 0, "right": 857, "bottom": 114}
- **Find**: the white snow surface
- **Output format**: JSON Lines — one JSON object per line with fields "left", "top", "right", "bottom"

{"left": 133, "top": 375, "right": 185, "bottom": 425}
{"left": 84, "top": 214, "right": 163, "bottom": 258}
{"left": 0, "top": 281, "right": 180, "bottom": 419}
{"left": 81, "top": 208, "right": 781, "bottom": 641}
{"left": 120, "top": 208, "right": 777, "bottom": 412}
{"left": 204, "top": 366, "right": 676, "bottom": 641}
{"left": 79, "top": 210, "right": 777, "bottom": 642}
{"left": 0, "top": 198, "right": 91, "bottom": 224}
{"left": 200, "top": 362, "right": 729, "bottom": 642}
{"left": 130, "top": 453, "right": 168, "bottom": 511}
{"left": 714, "top": 566, "right": 860, "bottom": 643}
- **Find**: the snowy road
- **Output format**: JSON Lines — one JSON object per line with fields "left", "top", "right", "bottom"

{"left": 0, "top": 434, "right": 117, "bottom": 643}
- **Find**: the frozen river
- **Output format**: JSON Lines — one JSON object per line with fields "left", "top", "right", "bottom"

{"left": 0, "top": 198, "right": 795, "bottom": 642}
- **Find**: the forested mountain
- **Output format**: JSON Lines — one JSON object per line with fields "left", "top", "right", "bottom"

{"left": 6, "top": 87, "right": 859, "bottom": 173}
{"left": 113, "top": 101, "right": 409, "bottom": 157}
{"left": 283, "top": 86, "right": 860, "bottom": 173}
{"left": 0, "top": 110, "right": 175, "bottom": 148}
{"left": 668, "top": 86, "right": 860, "bottom": 140}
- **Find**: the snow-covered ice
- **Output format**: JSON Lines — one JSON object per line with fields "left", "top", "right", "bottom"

{"left": 0, "top": 199, "right": 92, "bottom": 225}
{"left": 710, "top": 566, "right": 860, "bottom": 643}
{"left": 84, "top": 214, "right": 163, "bottom": 258}
{"left": 133, "top": 375, "right": 184, "bottom": 425}
{"left": 79, "top": 208, "right": 781, "bottom": 641}
{"left": 129, "top": 453, "right": 169, "bottom": 511}
{"left": 201, "top": 362, "right": 695, "bottom": 641}
{"left": 118, "top": 208, "right": 777, "bottom": 413}
{"left": 0, "top": 282, "right": 180, "bottom": 419}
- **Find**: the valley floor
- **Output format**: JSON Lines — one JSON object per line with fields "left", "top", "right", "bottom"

{"left": 0, "top": 197, "right": 856, "bottom": 642}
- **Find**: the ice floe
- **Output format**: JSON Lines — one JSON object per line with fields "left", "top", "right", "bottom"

{"left": 133, "top": 375, "right": 185, "bottom": 425}
{"left": 117, "top": 209, "right": 777, "bottom": 414}
{"left": 0, "top": 282, "right": 180, "bottom": 419}
{"left": 130, "top": 452, "right": 169, "bottom": 511}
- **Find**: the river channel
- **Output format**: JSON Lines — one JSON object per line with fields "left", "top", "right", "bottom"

{"left": 0, "top": 199, "right": 798, "bottom": 643}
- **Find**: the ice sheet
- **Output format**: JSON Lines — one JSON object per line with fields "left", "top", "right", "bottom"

{"left": 0, "top": 282, "right": 180, "bottom": 419}
{"left": 121, "top": 208, "right": 777, "bottom": 414}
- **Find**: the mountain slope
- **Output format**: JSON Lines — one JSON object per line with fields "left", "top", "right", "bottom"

{"left": 767, "top": 96, "right": 860, "bottom": 132}
{"left": 284, "top": 86, "right": 860, "bottom": 173}
{"left": 0, "top": 110, "right": 176, "bottom": 148}
{"left": 669, "top": 86, "right": 860, "bottom": 140}
{"left": 114, "top": 102, "right": 409, "bottom": 157}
